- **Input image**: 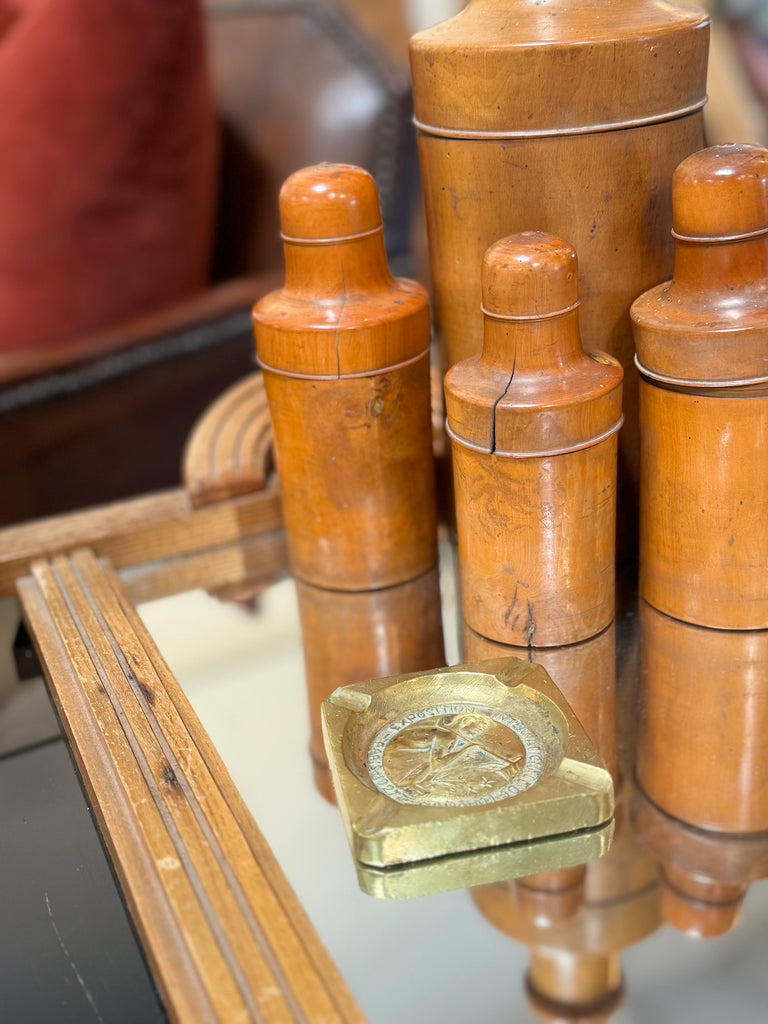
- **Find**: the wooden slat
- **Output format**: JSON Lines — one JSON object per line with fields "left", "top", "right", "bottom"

{"left": 121, "top": 532, "right": 289, "bottom": 604}
{"left": 18, "top": 550, "right": 366, "bottom": 1024}
{"left": 0, "top": 486, "right": 284, "bottom": 598}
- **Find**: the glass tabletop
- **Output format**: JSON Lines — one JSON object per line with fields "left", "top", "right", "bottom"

{"left": 138, "top": 545, "right": 768, "bottom": 1024}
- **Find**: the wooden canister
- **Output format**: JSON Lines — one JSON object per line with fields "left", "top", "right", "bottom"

{"left": 634, "top": 144, "right": 768, "bottom": 628}
{"left": 253, "top": 163, "right": 438, "bottom": 591}
{"left": 410, "top": 0, "right": 710, "bottom": 555}
{"left": 637, "top": 599, "right": 768, "bottom": 834}
{"left": 445, "top": 234, "right": 623, "bottom": 647}
{"left": 253, "top": 165, "right": 445, "bottom": 799}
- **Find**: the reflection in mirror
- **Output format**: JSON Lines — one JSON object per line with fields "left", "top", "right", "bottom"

{"left": 139, "top": 551, "right": 768, "bottom": 1022}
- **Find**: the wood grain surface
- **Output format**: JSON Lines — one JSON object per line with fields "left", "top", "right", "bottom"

{"left": 634, "top": 144, "right": 768, "bottom": 628}
{"left": 253, "top": 164, "right": 438, "bottom": 591}
{"left": 184, "top": 373, "right": 274, "bottom": 508}
{"left": 18, "top": 550, "right": 366, "bottom": 1024}
{"left": 0, "top": 485, "right": 284, "bottom": 599}
{"left": 410, "top": 0, "right": 709, "bottom": 559}
{"left": 445, "top": 235, "right": 621, "bottom": 647}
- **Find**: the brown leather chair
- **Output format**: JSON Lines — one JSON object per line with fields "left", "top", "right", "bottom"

{"left": 0, "top": 0, "right": 415, "bottom": 525}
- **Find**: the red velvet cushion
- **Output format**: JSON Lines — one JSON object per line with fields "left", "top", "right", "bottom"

{"left": 0, "top": 0, "right": 218, "bottom": 352}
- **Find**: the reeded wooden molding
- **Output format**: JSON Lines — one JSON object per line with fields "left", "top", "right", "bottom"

{"left": 0, "top": 486, "right": 284, "bottom": 598}
{"left": 184, "top": 374, "right": 274, "bottom": 507}
{"left": 18, "top": 550, "right": 366, "bottom": 1024}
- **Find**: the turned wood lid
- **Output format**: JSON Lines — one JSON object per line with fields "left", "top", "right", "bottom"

{"left": 410, "top": 0, "right": 709, "bottom": 137}
{"left": 632, "top": 144, "right": 768, "bottom": 385}
{"left": 253, "top": 164, "right": 430, "bottom": 379}
{"left": 445, "top": 233, "right": 623, "bottom": 457}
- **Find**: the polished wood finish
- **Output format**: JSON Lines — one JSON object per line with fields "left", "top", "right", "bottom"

{"left": 634, "top": 144, "right": 768, "bottom": 628}
{"left": 410, "top": 0, "right": 709, "bottom": 557}
{"left": 296, "top": 570, "right": 445, "bottom": 801}
{"left": 207, "top": 0, "right": 414, "bottom": 279}
{"left": 445, "top": 234, "right": 622, "bottom": 647}
{"left": 474, "top": 782, "right": 659, "bottom": 1021}
{"left": 465, "top": 620, "right": 618, "bottom": 928}
{"left": 253, "top": 164, "right": 438, "bottom": 591}
{"left": 0, "top": 277, "right": 273, "bottom": 526}
{"left": 254, "top": 164, "right": 444, "bottom": 793}
{"left": 18, "top": 550, "right": 366, "bottom": 1024}
{"left": 637, "top": 599, "right": 768, "bottom": 834}
{"left": 0, "top": 486, "right": 284, "bottom": 599}
{"left": 184, "top": 373, "right": 274, "bottom": 507}
{"left": 464, "top": 624, "right": 618, "bottom": 784}
{"left": 632, "top": 785, "right": 768, "bottom": 938}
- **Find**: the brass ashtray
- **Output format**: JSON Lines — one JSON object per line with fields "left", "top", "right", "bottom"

{"left": 322, "top": 657, "right": 614, "bottom": 898}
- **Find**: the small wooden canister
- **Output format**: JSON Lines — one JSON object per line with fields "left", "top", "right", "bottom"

{"left": 253, "top": 163, "right": 438, "bottom": 591}
{"left": 253, "top": 165, "right": 445, "bottom": 799}
{"left": 445, "top": 233, "right": 623, "bottom": 647}
{"left": 633, "top": 144, "right": 768, "bottom": 628}
{"left": 410, "top": 0, "right": 709, "bottom": 557}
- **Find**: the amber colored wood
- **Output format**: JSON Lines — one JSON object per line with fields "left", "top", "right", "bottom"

{"left": 632, "top": 784, "right": 768, "bottom": 938}
{"left": 637, "top": 599, "right": 768, "bottom": 834}
{"left": 0, "top": 486, "right": 284, "bottom": 598}
{"left": 515, "top": 868, "right": 588, "bottom": 929}
{"left": 18, "top": 550, "right": 366, "bottom": 1024}
{"left": 473, "top": 780, "right": 660, "bottom": 1021}
{"left": 526, "top": 951, "right": 623, "bottom": 1023}
{"left": 465, "top": 621, "right": 618, "bottom": 928}
{"left": 121, "top": 533, "right": 289, "bottom": 605}
{"left": 464, "top": 624, "right": 618, "bottom": 784}
{"left": 253, "top": 164, "right": 438, "bottom": 590}
{"left": 445, "top": 234, "right": 622, "bottom": 647}
{"left": 410, "top": 0, "right": 709, "bottom": 558}
{"left": 295, "top": 570, "right": 446, "bottom": 801}
{"left": 184, "top": 373, "right": 274, "bottom": 507}
{"left": 634, "top": 144, "right": 768, "bottom": 628}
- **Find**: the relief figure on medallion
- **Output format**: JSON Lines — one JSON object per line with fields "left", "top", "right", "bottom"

{"left": 382, "top": 713, "right": 526, "bottom": 802}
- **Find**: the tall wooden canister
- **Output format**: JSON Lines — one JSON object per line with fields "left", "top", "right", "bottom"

{"left": 253, "top": 164, "right": 445, "bottom": 796}
{"left": 253, "top": 163, "right": 439, "bottom": 592}
{"left": 411, "top": 0, "right": 710, "bottom": 554}
{"left": 445, "top": 233, "right": 624, "bottom": 648}
{"left": 633, "top": 144, "right": 768, "bottom": 629}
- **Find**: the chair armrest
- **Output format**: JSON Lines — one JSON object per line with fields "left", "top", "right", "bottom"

{"left": 0, "top": 275, "right": 280, "bottom": 392}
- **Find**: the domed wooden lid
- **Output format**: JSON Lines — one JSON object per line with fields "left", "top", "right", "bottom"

{"left": 673, "top": 143, "right": 768, "bottom": 240}
{"left": 278, "top": 162, "right": 382, "bottom": 242}
{"left": 445, "top": 233, "right": 623, "bottom": 456}
{"left": 632, "top": 144, "right": 768, "bottom": 385}
{"left": 411, "top": 0, "right": 709, "bottom": 136}
{"left": 253, "top": 164, "right": 429, "bottom": 378}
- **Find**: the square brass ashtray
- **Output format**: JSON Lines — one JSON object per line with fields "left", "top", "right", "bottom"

{"left": 322, "top": 656, "right": 614, "bottom": 898}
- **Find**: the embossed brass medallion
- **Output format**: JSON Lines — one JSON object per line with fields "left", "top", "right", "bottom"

{"left": 322, "top": 657, "right": 614, "bottom": 899}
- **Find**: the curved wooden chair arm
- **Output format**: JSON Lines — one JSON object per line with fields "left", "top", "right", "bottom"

{"left": 184, "top": 373, "right": 274, "bottom": 507}
{"left": 0, "top": 276, "right": 279, "bottom": 390}
{"left": 183, "top": 362, "right": 447, "bottom": 511}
